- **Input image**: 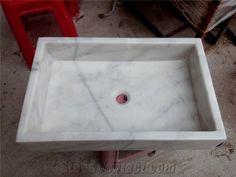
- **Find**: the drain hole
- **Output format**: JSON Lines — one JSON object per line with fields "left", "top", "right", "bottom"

{"left": 116, "top": 94, "right": 128, "bottom": 104}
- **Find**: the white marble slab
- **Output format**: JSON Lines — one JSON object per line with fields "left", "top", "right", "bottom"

{"left": 16, "top": 38, "right": 226, "bottom": 151}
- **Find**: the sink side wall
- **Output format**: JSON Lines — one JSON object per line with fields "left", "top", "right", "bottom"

{"left": 189, "top": 47, "right": 216, "bottom": 131}
{"left": 26, "top": 50, "right": 55, "bottom": 132}
{"left": 45, "top": 42, "right": 194, "bottom": 61}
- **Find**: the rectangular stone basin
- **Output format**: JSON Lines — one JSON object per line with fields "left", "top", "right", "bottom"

{"left": 17, "top": 38, "right": 226, "bottom": 151}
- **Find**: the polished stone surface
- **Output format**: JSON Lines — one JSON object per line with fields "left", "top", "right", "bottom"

{"left": 16, "top": 38, "right": 226, "bottom": 150}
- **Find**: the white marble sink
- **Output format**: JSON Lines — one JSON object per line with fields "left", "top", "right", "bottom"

{"left": 17, "top": 38, "right": 226, "bottom": 151}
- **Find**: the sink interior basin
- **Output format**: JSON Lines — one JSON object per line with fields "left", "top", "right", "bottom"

{"left": 17, "top": 38, "right": 226, "bottom": 150}
{"left": 41, "top": 60, "right": 200, "bottom": 132}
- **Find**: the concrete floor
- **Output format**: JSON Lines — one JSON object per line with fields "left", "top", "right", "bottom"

{"left": 1, "top": 1, "right": 236, "bottom": 177}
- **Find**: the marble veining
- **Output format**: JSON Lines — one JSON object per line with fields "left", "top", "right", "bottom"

{"left": 40, "top": 60, "right": 201, "bottom": 132}
{"left": 16, "top": 38, "right": 226, "bottom": 151}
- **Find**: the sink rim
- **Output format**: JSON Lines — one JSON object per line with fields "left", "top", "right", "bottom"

{"left": 16, "top": 37, "right": 226, "bottom": 144}
{"left": 17, "top": 131, "right": 226, "bottom": 143}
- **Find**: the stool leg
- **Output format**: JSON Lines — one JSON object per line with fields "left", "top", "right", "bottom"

{"left": 52, "top": 4, "right": 78, "bottom": 36}
{"left": 65, "top": 0, "right": 80, "bottom": 17}
{"left": 3, "top": 13, "right": 35, "bottom": 68}
{"left": 100, "top": 151, "right": 118, "bottom": 170}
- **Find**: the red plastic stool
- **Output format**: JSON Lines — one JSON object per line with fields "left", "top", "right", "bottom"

{"left": 65, "top": 0, "right": 80, "bottom": 18}
{"left": 1, "top": 0, "right": 79, "bottom": 69}
{"left": 98, "top": 150, "right": 156, "bottom": 170}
